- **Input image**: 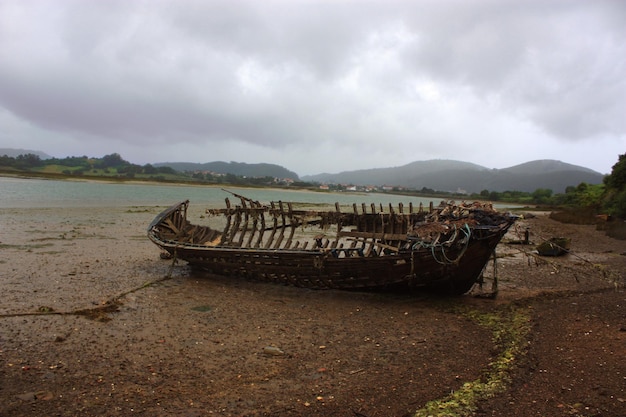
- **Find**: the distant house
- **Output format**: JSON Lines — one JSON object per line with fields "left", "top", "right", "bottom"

{"left": 319, "top": 184, "right": 330, "bottom": 190}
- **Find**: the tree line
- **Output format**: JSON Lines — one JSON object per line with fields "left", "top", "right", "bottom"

{"left": 0, "top": 153, "right": 290, "bottom": 186}
{"left": 0, "top": 152, "right": 177, "bottom": 178}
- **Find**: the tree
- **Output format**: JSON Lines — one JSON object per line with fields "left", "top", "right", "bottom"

{"left": 15, "top": 153, "right": 42, "bottom": 169}
{"left": 191, "top": 172, "right": 205, "bottom": 180}
{"left": 99, "top": 153, "right": 126, "bottom": 168}
{"left": 142, "top": 164, "right": 157, "bottom": 175}
{"left": 117, "top": 164, "right": 142, "bottom": 175}
{"left": 604, "top": 153, "right": 626, "bottom": 190}
{"left": 0, "top": 155, "right": 14, "bottom": 167}
{"left": 532, "top": 188, "right": 553, "bottom": 204}
{"left": 603, "top": 153, "right": 626, "bottom": 218}
{"left": 50, "top": 156, "right": 90, "bottom": 168}
{"left": 157, "top": 166, "right": 177, "bottom": 175}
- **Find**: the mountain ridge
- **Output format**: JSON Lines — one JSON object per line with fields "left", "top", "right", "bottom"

{"left": 300, "top": 159, "right": 604, "bottom": 193}
{"left": 157, "top": 158, "right": 604, "bottom": 193}
{"left": 0, "top": 148, "right": 52, "bottom": 159}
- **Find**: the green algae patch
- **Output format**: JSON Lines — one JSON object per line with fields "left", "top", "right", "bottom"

{"left": 414, "top": 305, "right": 531, "bottom": 417}
{"left": 191, "top": 305, "right": 213, "bottom": 312}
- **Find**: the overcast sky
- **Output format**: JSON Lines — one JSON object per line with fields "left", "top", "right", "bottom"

{"left": 0, "top": 0, "right": 624, "bottom": 176}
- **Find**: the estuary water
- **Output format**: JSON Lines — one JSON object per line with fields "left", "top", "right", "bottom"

{"left": 0, "top": 176, "right": 445, "bottom": 209}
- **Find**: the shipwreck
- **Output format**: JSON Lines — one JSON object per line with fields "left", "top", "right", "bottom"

{"left": 147, "top": 192, "right": 516, "bottom": 295}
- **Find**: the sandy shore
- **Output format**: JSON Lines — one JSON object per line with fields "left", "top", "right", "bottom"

{"left": 1, "top": 205, "right": 624, "bottom": 416}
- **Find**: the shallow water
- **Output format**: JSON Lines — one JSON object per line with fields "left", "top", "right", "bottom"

{"left": 0, "top": 176, "right": 446, "bottom": 209}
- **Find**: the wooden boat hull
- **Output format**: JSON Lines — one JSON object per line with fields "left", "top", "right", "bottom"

{"left": 148, "top": 198, "right": 515, "bottom": 295}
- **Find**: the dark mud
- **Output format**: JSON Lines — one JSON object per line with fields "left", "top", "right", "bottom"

{"left": 1, "top": 207, "right": 624, "bottom": 416}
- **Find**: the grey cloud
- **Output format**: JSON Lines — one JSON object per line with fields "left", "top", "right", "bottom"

{"left": 0, "top": 0, "right": 623, "bottom": 175}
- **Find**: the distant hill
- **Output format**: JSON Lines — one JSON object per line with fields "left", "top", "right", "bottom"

{"left": 302, "top": 159, "right": 605, "bottom": 193}
{"left": 304, "top": 160, "right": 487, "bottom": 187}
{"left": 4, "top": 148, "right": 605, "bottom": 193}
{"left": 0, "top": 148, "right": 52, "bottom": 159}
{"left": 154, "top": 161, "right": 300, "bottom": 180}
{"left": 500, "top": 160, "right": 598, "bottom": 175}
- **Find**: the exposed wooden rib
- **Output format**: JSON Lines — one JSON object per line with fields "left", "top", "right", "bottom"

{"left": 273, "top": 201, "right": 287, "bottom": 249}
{"left": 283, "top": 202, "right": 296, "bottom": 249}
{"left": 227, "top": 204, "right": 242, "bottom": 246}
{"left": 186, "top": 225, "right": 199, "bottom": 243}
{"left": 163, "top": 218, "right": 180, "bottom": 235}
{"left": 254, "top": 208, "right": 266, "bottom": 248}
{"left": 219, "top": 198, "right": 232, "bottom": 245}
{"left": 245, "top": 202, "right": 259, "bottom": 248}
{"left": 388, "top": 205, "right": 395, "bottom": 235}
{"left": 333, "top": 202, "right": 343, "bottom": 247}
{"left": 236, "top": 199, "right": 249, "bottom": 247}
{"left": 264, "top": 202, "right": 278, "bottom": 249}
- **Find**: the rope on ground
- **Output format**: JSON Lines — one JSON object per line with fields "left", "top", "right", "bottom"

{"left": 505, "top": 237, "right": 625, "bottom": 285}
{"left": 0, "top": 252, "right": 179, "bottom": 320}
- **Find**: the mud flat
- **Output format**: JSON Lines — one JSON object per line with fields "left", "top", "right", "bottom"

{"left": 1, "top": 206, "right": 624, "bottom": 416}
